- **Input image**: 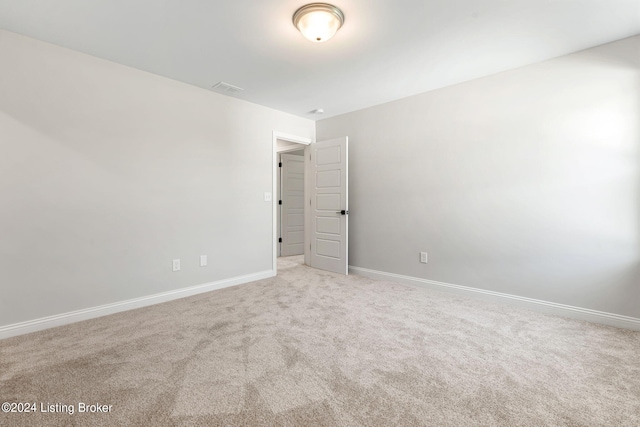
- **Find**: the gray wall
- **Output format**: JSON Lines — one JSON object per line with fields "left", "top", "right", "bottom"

{"left": 0, "top": 31, "right": 314, "bottom": 327}
{"left": 317, "top": 36, "right": 640, "bottom": 318}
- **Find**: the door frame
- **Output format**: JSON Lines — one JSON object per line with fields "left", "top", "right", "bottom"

{"left": 272, "top": 131, "right": 312, "bottom": 273}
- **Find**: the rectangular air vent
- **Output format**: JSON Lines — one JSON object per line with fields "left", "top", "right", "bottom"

{"left": 211, "top": 81, "right": 244, "bottom": 94}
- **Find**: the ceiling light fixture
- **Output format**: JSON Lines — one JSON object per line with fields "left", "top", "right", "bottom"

{"left": 293, "top": 3, "right": 345, "bottom": 43}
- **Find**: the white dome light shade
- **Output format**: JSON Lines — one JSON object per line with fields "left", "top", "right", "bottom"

{"left": 293, "top": 3, "right": 345, "bottom": 43}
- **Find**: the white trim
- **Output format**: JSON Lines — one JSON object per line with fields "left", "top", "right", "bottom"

{"left": 0, "top": 270, "right": 275, "bottom": 340}
{"left": 272, "top": 131, "right": 312, "bottom": 274}
{"left": 273, "top": 132, "right": 312, "bottom": 145}
{"left": 349, "top": 266, "right": 640, "bottom": 331}
{"left": 277, "top": 145, "right": 307, "bottom": 154}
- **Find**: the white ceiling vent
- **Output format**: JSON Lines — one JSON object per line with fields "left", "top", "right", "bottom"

{"left": 211, "top": 81, "right": 244, "bottom": 95}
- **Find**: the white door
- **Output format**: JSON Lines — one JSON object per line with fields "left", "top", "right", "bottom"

{"left": 281, "top": 153, "right": 305, "bottom": 256}
{"left": 310, "top": 137, "right": 348, "bottom": 275}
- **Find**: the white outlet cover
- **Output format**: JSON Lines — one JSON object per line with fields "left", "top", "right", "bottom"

{"left": 264, "top": 192, "right": 272, "bottom": 202}
{"left": 200, "top": 255, "right": 207, "bottom": 267}
{"left": 172, "top": 259, "right": 181, "bottom": 271}
{"left": 420, "top": 252, "right": 428, "bottom": 263}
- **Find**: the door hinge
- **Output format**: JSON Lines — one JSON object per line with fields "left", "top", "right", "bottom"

{"left": 279, "top": 162, "right": 282, "bottom": 167}
{"left": 279, "top": 200, "right": 282, "bottom": 205}
{"left": 279, "top": 238, "right": 282, "bottom": 243}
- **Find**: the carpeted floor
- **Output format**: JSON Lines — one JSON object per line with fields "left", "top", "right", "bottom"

{"left": 1, "top": 256, "right": 639, "bottom": 426}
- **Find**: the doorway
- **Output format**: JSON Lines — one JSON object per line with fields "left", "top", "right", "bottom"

{"left": 272, "top": 132, "right": 349, "bottom": 275}
{"left": 272, "top": 132, "right": 311, "bottom": 273}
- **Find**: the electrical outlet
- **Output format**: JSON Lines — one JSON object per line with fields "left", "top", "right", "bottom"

{"left": 420, "top": 252, "right": 428, "bottom": 264}
{"left": 264, "top": 192, "right": 272, "bottom": 202}
{"left": 172, "top": 259, "right": 181, "bottom": 272}
{"left": 200, "top": 255, "right": 207, "bottom": 267}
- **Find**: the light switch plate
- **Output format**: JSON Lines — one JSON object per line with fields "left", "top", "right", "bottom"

{"left": 200, "top": 255, "right": 207, "bottom": 267}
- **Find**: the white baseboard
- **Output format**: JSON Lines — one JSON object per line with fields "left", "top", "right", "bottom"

{"left": 0, "top": 270, "right": 275, "bottom": 340}
{"left": 349, "top": 266, "right": 640, "bottom": 331}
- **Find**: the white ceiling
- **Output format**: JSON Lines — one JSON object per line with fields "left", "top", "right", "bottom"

{"left": 1, "top": 0, "right": 639, "bottom": 119}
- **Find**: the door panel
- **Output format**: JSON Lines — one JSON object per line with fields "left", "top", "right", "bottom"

{"left": 316, "top": 170, "right": 341, "bottom": 188}
{"left": 317, "top": 217, "right": 340, "bottom": 234}
{"left": 281, "top": 153, "right": 305, "bottom": 256}
{"left": 317, "top": 239, "right": 340, "bottom": 257}
{"left": 310, "top": 137, "right": 348, "bottom": 275}
{"left": 316, "top": 194, "right": 340, "bottom": 209}
{"left": 316, "top": 145, "right": 342, "bottom": 165}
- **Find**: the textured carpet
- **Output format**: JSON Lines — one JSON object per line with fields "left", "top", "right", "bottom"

{"left": 1, "top": 256, "right": 639, "bottom": 426}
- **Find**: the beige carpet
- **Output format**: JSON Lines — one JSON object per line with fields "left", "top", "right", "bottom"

{"left": 1, "top": 256, "right": 639, "bottom": 426}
